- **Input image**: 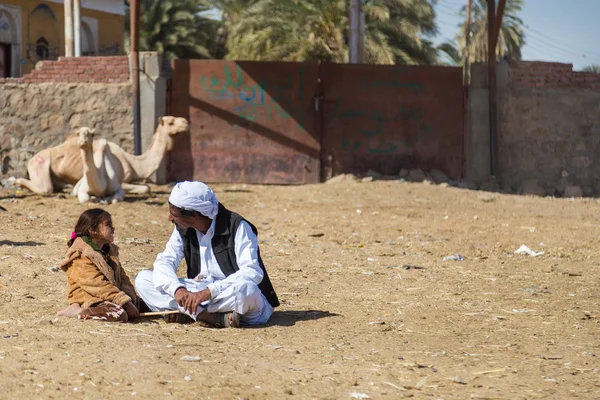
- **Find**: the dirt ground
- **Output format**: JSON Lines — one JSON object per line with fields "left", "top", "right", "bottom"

{"left": 0, "top": 180, "right": 599, "bottom": 399}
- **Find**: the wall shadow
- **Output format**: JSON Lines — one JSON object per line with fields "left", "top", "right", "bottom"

{"left": 168, "top": 60, "right": 466, "bottom": 183}
{"left": 169, "top": 60, "right": 321, "bottom": 183}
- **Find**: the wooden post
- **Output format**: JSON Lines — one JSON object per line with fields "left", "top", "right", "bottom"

{"left": 130, "top": 0, "right": 142, "bottom": 155}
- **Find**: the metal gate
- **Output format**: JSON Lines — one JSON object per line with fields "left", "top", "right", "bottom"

{"left": 169, "top": 60, "right": 465, "bottom": 183}
{"left": 169, "top": 60, "right": 320, "bottom": 184}
{"left": 319, "top": 64, "right": 464, "bottom": 178}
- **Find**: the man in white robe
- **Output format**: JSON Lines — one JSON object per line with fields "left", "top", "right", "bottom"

{"left": 135, "top": 181, "right": 279, "bottom": 327}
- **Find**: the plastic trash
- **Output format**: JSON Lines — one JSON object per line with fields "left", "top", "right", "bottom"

{"left": 514, "top": 244, "right": 544, "bottom": 257}
{"left": 443, "top": 254, "right": 464, "bottom": 261}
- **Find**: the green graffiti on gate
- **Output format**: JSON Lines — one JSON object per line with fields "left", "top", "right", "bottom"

{"left": 200, "top": 65, "right": 305, "bottom": 129}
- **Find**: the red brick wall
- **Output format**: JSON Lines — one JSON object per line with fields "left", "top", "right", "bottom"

{"left": 0, "top": 56, "right": 130, "bottom": 84}
{"left": 509, "top": 61, "right": 600, "bottom": 89}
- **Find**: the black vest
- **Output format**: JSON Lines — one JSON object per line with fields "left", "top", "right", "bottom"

{"left": 177, "top": 204, "right": 280, "bottom": 308}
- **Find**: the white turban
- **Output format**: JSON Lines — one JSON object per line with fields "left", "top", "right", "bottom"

{"left": 169, "top": 181, "right": 219, "bottom": 219}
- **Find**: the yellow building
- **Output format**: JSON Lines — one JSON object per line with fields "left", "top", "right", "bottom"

{"left": 0, "top": 0, "right": 124, "bottom": 77}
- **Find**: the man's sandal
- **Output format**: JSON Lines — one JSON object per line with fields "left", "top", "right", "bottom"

{"left": 213, "top": 311, "right": 240, "bottom": 328}
{"left": 163, "top": 313, "right": 194, "bottom": 324}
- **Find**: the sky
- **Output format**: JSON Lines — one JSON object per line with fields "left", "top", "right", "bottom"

{"left": 435, "top": 0, "right": 600, "bottom": 70}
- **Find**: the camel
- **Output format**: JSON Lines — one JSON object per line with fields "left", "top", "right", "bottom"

{"left": 72, "top": 127, "right": 125, "bottom": 204}
{"left": 15, "top": 116, "right": 189, "bottom": 195}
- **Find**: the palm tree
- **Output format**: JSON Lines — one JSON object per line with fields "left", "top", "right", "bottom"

{"left": 225, "top": 0, "right": 440, "bottom": 65}
{"left": 125, "top": 0, "right": 216, "bottom": 60}
{"left": 199, "top": 0, "right": 260, "bottom": 59}
{"left": 436, "top": 41, "right": 461, "bottom": 65}
{"left": 378, "top": 0, "right": 440, "bottom": 65}
{"left": 456, "top": 0, "right": 525, "bottom": 63}
{"left": 582, "top": 64, "right": 600, "bottom": 73}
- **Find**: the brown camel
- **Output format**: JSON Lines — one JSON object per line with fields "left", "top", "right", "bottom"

{"left": 16, "top": 116, "right": 189, "bottom": 195}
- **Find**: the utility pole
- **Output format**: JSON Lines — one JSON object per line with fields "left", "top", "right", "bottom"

{"left": 349, "top": 0, "right": 360, "bottom": 63}
{"left": 487, "top": 0, "right": 497, "bottom": 177}
{"left": 358, "top": 10, "right": 365, "bottom": 63}
{"left": 463, "top": 0, "right": 472, "bottom": 84}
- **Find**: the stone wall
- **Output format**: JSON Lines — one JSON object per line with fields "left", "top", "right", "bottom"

{"left": 468, "top": 60, "right": 600, "bottom": 196}
{"left": 500, "top": 61, "right": 600, "bottom": 195}
{"left": 0, "top": 56, "right": 132, "bottom": 179}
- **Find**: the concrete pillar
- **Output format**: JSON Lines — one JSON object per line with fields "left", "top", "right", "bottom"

{"left": 73, "top": 0, "right": 81, "bottom": 57}
{"left": 465, "top": 63, "right": 491, "bottom": 184}
{"left": 64, "top": 0, "right": 73, "bottom": 57}
{"left": 139, "top": 52, "right": 168, "bottom": 183}
{"left": 465, "top": 61, "right": 509, "bottom": 185}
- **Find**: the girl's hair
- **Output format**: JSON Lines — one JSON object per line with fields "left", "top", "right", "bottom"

{"left": 67, "top": 208, "right": 112, "bottom": 247}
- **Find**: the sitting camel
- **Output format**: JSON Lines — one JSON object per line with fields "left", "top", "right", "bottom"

{"left": 16, "top": 116, "right": 189, "bottom": 195}
{"left": 72, "top": 127, "right": 124, "bottom": 204}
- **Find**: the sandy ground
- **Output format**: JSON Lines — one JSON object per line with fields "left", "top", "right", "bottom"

{"left": 0, "top": 180, "right": 599, "bottom": 399}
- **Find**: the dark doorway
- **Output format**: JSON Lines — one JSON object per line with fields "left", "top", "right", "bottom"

{"left": 36, "top": 37, "right": 49, "bottom": 60}
{"left": 0, "top": 43, "right": 10, "bottom": 78}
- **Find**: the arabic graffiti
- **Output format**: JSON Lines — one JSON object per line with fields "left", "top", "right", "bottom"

{"left": 200, "top": 64, "right": 305, "bottom": 128}
{"left": 328, "top": 98, "right": 431, "bottom": 155}
{"left": 197, "top": 63, "right": 431, "bottom": 154}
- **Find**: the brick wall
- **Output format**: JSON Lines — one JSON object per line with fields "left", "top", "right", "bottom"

{"left": 509, "top": 60, "right": 600, "bottom": 89}
{"left": 497, "top": 61, "right": 600, "bottom": 194}
{"left": 0, "top": 56, "right": 130, "bottom": 84}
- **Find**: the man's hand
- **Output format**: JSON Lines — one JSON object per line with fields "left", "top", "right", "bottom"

{"left": 175, "top": 287, "right": 211, "bottom": 315}
{"left": 174, "top": 287, "right": 191, "bottom": 307}
{"left": 123, "top": 301, "right": 139, "bottom": 320}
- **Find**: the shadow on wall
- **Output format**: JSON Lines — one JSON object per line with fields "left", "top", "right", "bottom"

{"left": 168, "top": 60, "right": 465, "bottom": 184}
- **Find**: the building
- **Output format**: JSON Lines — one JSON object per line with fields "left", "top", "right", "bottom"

{"left": 0, "top": 0, "right": 125, "bottom": 78}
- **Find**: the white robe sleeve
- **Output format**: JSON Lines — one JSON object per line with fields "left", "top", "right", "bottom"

{"left": 207, "top": 221, "right": 264, "bottom": 298}
{"left": 153, "top": 227, "right": 186, "bottom": 297}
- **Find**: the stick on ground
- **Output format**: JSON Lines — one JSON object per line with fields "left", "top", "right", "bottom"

{"left": 139, "top": 310, "right": 181, "bottom": 317}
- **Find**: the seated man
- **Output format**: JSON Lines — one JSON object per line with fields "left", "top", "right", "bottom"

{"left": 135, "top": 181, "right": 279, "bottom": 327}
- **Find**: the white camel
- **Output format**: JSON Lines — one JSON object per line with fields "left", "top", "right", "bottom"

{"left": 72, "top": 127, "right": 124, "bottom": 204}
{"left": 15, "top": 116, "right": 189, "bottom": 194}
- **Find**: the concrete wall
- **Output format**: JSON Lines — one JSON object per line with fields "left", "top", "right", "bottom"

{"left": 0, "top": 56, "right": 132, "bottom": 179}
{"left": 0, "top": 82, "right": 133, "bottom": 178}
{"left": 0, "top": 53, "right": 170, "bottom": 183}
{"left": 468, "top": 60, "right": 600, "bottom": 195}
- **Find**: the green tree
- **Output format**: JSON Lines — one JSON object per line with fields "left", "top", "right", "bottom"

{"left": 436, "top": 41, "right": 461, "bottom": 66}
{"left": 199, "top": 0, "right": 260, "bottom": 59}
{"left": 456, "top": 0, "right": 525, "bottom": 63}
{"left": 125, "top": 0, "right": 215, "bottom": 60}
{"left": 225, "top": 0, "right": 440, "bottom": 65}
{"left": 582, "top": 64, "right": 600, "bottom": 73}
{"left": 378, "top": 0, "right": 440, "bottom": 65}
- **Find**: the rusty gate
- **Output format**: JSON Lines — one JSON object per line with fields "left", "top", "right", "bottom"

{"left": 169, "top": 60, "right": 320, "bottom": 184}
{"left": 169, "top": 60, "right": 464, "bottom": 184}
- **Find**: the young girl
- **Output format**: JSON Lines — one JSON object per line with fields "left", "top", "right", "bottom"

{"left": 57, "top": 208, "right": 140, "bottom": 322}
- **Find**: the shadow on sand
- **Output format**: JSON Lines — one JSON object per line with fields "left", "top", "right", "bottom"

{"left": 0, "top": 240, "right": 45, "bottom": 247}
{"left": 263, "top": 309, "right": 341, "bottom": 327}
